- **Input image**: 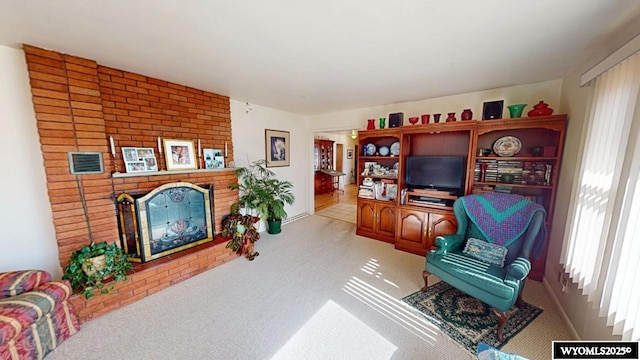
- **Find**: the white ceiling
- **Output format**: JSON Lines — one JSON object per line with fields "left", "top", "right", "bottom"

{"left": 1, "top": 1, "right": 639, "bottom": 115}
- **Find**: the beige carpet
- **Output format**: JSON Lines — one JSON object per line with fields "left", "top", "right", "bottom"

{"left": 48, "top": 215, "right": 571, "bottom": 360}
{"left": 315, "top": 203, "right": 356, "bottom": 223}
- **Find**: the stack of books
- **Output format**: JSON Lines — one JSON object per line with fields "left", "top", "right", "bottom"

{"left": 497, "top": 161, "right": 524, "bottom": 183}
{"left": 358, "top": 181, "right": 375, "bottom": 199}
{"left": 475, "top": 159, "right": 498, "bottom": 182}
{"left": 494, "top": 185, "right": 513, "bottom": 193}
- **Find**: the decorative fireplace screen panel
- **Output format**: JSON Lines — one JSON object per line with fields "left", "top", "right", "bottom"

{"left": 117, "top": 182, "right": 214, "bottom": 263}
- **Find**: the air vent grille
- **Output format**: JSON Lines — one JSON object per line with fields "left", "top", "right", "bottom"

{"left": 68, "top": 152, "right": 104, "bottom": 174}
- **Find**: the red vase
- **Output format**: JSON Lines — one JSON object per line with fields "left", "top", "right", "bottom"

{"left": 446, "top": 113, "right": 456, "bottom": 122}
{"left": 461, "top": 109, "right": 473, "bottom": 120}
{"left": 421, "top": 114, "right": 430, "bottom": 124}
{"left": 433, "top": 113, "right": 441, "bottom": 123}
{"left": 527, "top": 101, "right": 554, "bottom": 117}
{"left": 367, "top": 119, "right": 375, "bottom": 130}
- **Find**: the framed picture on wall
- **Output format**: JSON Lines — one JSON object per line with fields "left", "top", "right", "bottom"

{"left": 163, "top": 139, "right": 197, "bottom": 170}
{"left": 347, "top": 149, "right": 353, "bottom": 159}
{"left": 265, "top": 129, "right": 290, "bottom": 167}
{"left": 121, "top": 147, "right": 158, "bottom": 173}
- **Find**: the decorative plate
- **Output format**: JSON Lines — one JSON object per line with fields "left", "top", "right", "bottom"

{"left": 390, "top": 141, "right": 400, "bottom": 156}
{"left": 393, "top": 162, "right": 399, "bottom": 170}
{"left": 493, "top": 136, "right": 522, "bottom": 157}
{"left": 365, "top": 143, "right": 376, "bottom": 156}
{"left": 379, "top": 146, "right": 390, "bottom": 156}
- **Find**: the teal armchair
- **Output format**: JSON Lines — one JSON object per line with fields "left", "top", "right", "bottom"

{"left": 422, "top": 193, "right": 545, "bottom": 341}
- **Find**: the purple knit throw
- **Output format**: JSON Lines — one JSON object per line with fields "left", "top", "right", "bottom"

{"left": 461, "top": 193, "right": 545, "bottom": 247}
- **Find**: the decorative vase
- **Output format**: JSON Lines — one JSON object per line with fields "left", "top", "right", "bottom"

{"left": 507, "top": 104, "right": 527, "bottom": 118}
{"left": 409, "top": 117, "right": 419, "bottom": 125}
{"left": 499, "top": 174, "right": 515, "bottom": 184}
{"left": 379, "top": 117, "right": 386, "bottom": 129}
{"left": 527, "top": 101, "right": 554, "bottom": 117}
{"left": 421, "top": 114, "right": 430, "bottom": 124}
{"left": 367, "top": 119, "right": 375, "bottom": 130}
{"left": 433, "top": 113, "right": 441, "bottom": 123}
{"left": 531, "top": 146, "right": 543, "bottom": 157}
{"left": 461, "top": 109, "right": 473, "bottom": 120}
{"left": 446, "top": 113, "right": 456, "bottom": 122}
{"left": 526, "top": 172, "right": 541, "bottom": 185}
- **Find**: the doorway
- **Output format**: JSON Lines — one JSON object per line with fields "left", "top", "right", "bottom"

{"left": 313, "top": 130, "right": 358, "bottom": 221}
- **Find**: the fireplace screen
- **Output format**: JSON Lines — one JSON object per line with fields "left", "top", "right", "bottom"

{"left": 117, "top": 182, "right": 214, "bottom": 263}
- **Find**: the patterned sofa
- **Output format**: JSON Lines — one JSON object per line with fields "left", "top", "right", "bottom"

{"left": 0, "top": 270, "right": 80, "bottom": 360}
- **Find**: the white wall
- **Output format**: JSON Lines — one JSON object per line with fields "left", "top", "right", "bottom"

{"left": 0, "top": 45, "right": 61, "bottom": 278}
{"left": 307, "top": 80, "right": 563, "bottom": 132}
{"left": 230, "top": 100, "right": 309, "bottom": 220}
{"left": 547, "top": 18, "right": 640, "bottom": 341}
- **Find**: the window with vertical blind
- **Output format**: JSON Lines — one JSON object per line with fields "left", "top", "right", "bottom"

{"left": 561, "top": 52, "right": 640, "bottom": 341}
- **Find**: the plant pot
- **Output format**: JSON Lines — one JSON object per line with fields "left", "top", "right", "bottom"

{"left": 267, "top": 219, "right": 282, "bottom": 234}
{"left": 239, "top": 208, "right": 267, "bottom": 232}
{"left": 81, "top": 255, "right": 113, "bottom": 281}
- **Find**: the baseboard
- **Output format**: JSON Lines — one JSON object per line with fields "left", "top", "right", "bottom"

{"left": 282, "top": 212, "right": 309, "bottom": 225}
{"left": 542, "top": 276, "right": 581, "bottom": 340}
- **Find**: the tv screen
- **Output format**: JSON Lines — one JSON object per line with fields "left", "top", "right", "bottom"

{"left": 405, "top": 156, "right": 465, "bottom": 193}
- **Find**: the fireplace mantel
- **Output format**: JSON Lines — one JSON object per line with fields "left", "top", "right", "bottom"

{"left": 112, "top": 168, "right": 238, "bottom": 178}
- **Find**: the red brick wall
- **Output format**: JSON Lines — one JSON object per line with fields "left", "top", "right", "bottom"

{"left": 69, "top": 240, "right": 238, "bottom": 322}
{"left": 23, "top": 45, "right": 238, "bottom": 269}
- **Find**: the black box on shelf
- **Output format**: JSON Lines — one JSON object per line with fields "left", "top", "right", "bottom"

{"left": 389, "top": 113, "right": 403, "bottom": 127}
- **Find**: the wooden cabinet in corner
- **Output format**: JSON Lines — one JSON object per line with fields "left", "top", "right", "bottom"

{"left": 395, "top": 207, "right": 457, "bottom": 256}
{"left": 356, "top": 199, "right": 396, "bottom": 243}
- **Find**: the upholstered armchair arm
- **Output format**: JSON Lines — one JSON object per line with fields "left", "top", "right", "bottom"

{"left": 0, "top": 270, "right": 52, "bottom": 298}
{"left": 433, "top": 234, "right": 466, "bottom": 254}
{"left": 505, "top": 257, "right": 532, "bottom": 283}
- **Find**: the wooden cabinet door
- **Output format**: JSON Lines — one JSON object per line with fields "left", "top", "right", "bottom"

{"left": 376, "top": 203, "right": 396, "bottom": 238}
{"left": 357, "top": 201, "right": 376, "bottom": 233}
{"left": 396, "top": 209, "right": 428, "bottom": 251}
{"left": 427, "top": 212, "right": 457, "bottom": 251}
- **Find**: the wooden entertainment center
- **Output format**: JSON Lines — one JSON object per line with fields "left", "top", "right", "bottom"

{"left": 356, "top": 115, "right": 567, "bottom": 280}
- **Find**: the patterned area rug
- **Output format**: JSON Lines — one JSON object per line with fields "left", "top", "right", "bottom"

{"left": 402, "top": 281, "right": 542, "bottom": 353}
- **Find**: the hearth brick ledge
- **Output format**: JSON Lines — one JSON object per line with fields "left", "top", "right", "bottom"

{"left": 69, "top": 237, "right": 238, "bottom": 323}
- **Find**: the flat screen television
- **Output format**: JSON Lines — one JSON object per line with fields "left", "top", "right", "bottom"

{"left": 405, "top": 155, "right": 465, "bottom": 194}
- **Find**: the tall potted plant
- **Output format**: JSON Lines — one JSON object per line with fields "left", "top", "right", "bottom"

{"left": 228, "top": 159, "right": 295, "bottom": 235}
{"left": 230, "top": 159, "right": 272, "bottom": 221}
{"left": 259, "top": 177, "right": 295, "bottom": 234}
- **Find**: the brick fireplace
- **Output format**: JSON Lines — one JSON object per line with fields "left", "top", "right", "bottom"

{"left": 23, "top": 44, "right": 241, "bottom": 321}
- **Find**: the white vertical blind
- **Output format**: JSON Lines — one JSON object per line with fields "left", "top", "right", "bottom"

{"left": 561, "top": 52, "right": 640, "bottom": 341}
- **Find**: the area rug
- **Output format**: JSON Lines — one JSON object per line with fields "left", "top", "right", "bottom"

{"left": 402, "top": 281, "right": 542, "bottom": 353}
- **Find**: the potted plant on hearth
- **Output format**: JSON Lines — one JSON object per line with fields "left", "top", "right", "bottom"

{"left": 62, "top": 175, "right": 133, "bottom": 298}
{"left": 62, "top": 241, "right": 132, "bottom": 298}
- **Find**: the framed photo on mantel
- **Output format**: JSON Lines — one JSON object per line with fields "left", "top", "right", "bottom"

{"left": 163, "top": 139, "right": 197, "bottom": 171}
{"left": 203, "top": 148, "right": 224, "bottom": 169}
{"left": 121, "top": 147, "right": 158, "bottom": 173}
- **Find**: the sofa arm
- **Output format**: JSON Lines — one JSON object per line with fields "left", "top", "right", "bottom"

{"left": 506, "top": 257, "right": 532, "bottom": 282}
{"left": 0, "top": 281, "right": 73, "bottom": 344}
{"left": 0, "top": 270, "right": 52, "bottom": 299}
{"left": 433, "top": 234, "right": 466, "bottom": 254}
